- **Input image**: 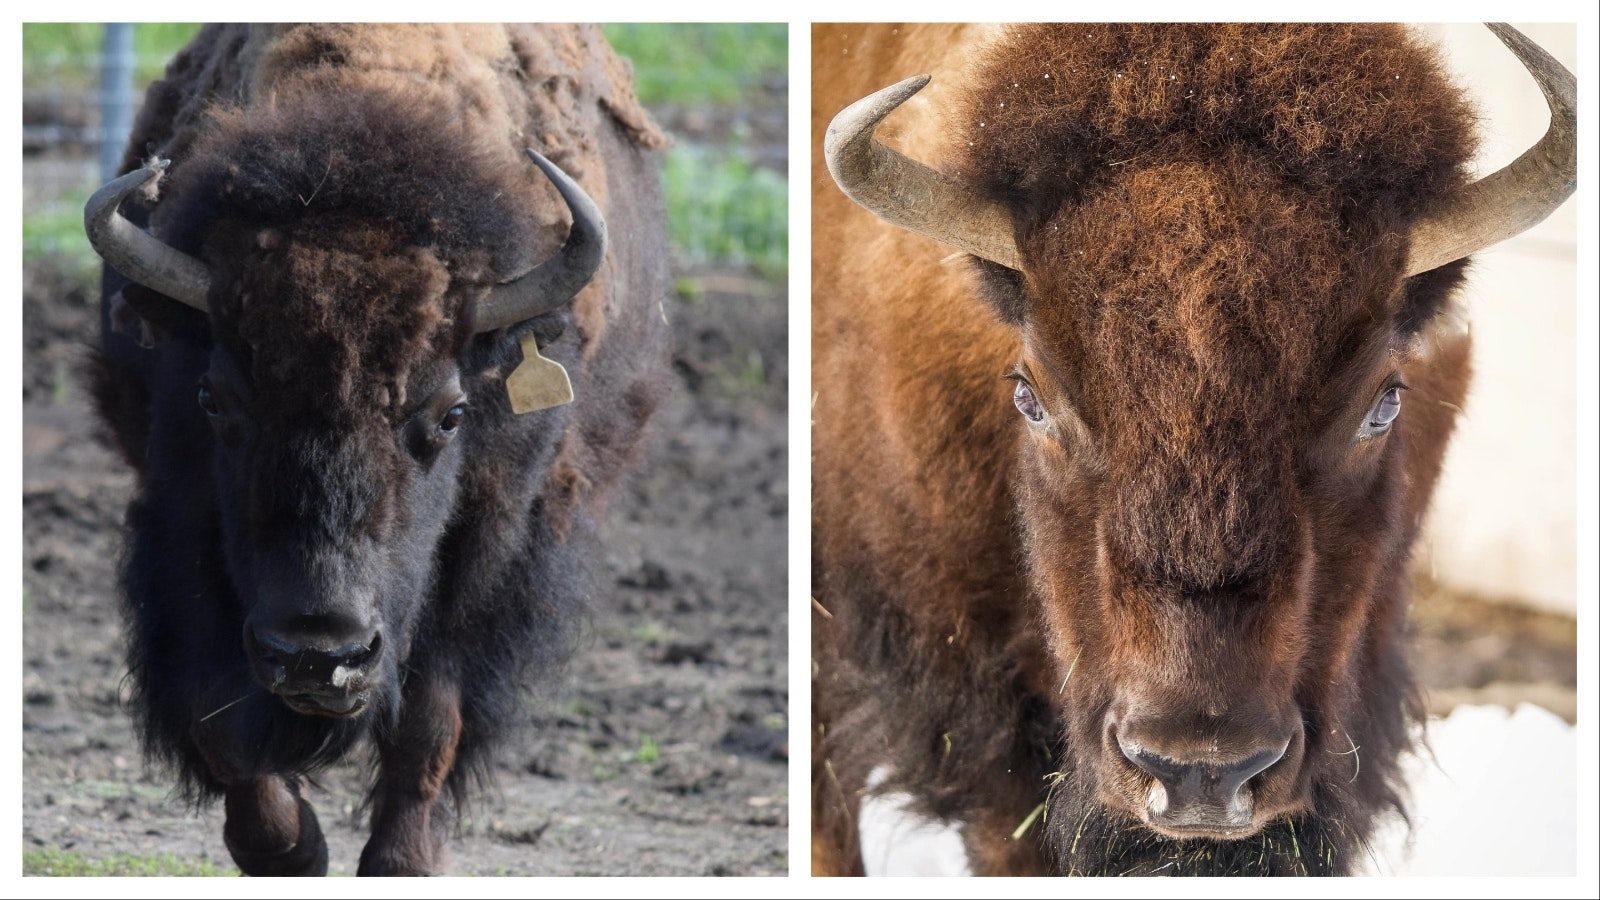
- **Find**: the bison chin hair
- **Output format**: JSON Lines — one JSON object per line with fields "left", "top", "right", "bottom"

{"left": 1043, "top": 776, "right": 1362, "bottom": 876}
{"left": 176, "top": 667, "right": 399, "bottom": 797}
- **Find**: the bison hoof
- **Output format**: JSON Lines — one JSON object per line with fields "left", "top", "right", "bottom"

{"left": 225, "top": 793, "right": 329, "bottom": 876}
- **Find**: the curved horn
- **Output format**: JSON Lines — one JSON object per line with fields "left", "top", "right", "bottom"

{"left": 825, "top": 74, "right": 1023, "bottom": 271}
{"left": 1404, "top": 23, "right": 1576, "bottom": 276}
{"left": 475, "top": 149, "right": 608, "bottom": 333}
{"left": 83, "top": 160, "right": 211, "bottom": 310}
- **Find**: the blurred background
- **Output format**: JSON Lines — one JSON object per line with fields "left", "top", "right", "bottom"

{"left": 1404, "top": 24, "right": 1577, "bottom": 725}
{"left": 22, "top": 23, "right": 789, "bottom": 876}
{"left": 21, "top": 23, "right": 787, "bottom": 279}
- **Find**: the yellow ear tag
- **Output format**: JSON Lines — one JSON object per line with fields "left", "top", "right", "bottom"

{"left": 506, "top": 335, "right": 574, "bottom": 414}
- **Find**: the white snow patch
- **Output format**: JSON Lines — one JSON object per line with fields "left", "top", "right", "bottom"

{"left": 859, "top": 766, "right": 972, "bottom": 876}
{"left": 1364, "top": 703, "right": 1576, "bottom": 876}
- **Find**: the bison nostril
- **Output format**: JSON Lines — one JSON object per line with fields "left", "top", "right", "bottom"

{"left": 1118, "top": 735, "right": 1288, "bottom": 827}
{"left": 245, "top": 624, "right": 382, "bottom": 691}
{"left": 330, "top": 633, "right": 382, "bottom": 688}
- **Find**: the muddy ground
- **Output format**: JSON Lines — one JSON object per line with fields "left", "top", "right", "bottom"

{"left": 21, "top": 243, "right": 789, "bottom": 876}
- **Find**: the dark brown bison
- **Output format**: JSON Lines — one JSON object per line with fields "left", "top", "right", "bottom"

{"left": 84, "top": 24, "right": 671, "bottom": 875}
{"left": 811, "top": 23, "right": 1574, "bottom": 876}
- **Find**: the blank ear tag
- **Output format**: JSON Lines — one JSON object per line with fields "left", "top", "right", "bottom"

{"left": 506, "top": 335, "right": 573, "bottom": 414}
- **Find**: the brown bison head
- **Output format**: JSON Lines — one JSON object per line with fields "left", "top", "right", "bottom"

{"left": 826, "top": 23, "right": 1573, "bottom": 868}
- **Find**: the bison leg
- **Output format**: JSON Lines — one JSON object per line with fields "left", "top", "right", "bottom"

{"left": 223, "top": 775, "right": 329, "bottom": 876}
{"left": 358, "top": 678, "right": 464, "bottom": 876}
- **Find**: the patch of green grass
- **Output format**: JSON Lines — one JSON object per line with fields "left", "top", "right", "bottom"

{"left": 23, "top": 188, "right": 99, "bottom": 284}
{"left": 604, "top": 24, "right": 789, "bottom": 276}
{"left": 23, "top": 847, "right": 236, "bottom": 877}
{"left": 22, "top": 23, "right": 200, "bottom": 89}
{"left": 555, "top": 698, "right": 592, "bottom": 718}
{"left": 629, "top": 735, "right": 661, "bottom": 764}
{"left": 21, "top": 23, "right": 104, "bottom": 88}
{"left": 604, "top": 24, "right": 785, "bottom": 107}
{"left": 663, "top": 145, "right": 787, "bottom": 277}
{"left": 727, "top": 348, "right": 768, "bottom": 393}
{"left": 673, "top": 276, "right": 704, "bottom": 301}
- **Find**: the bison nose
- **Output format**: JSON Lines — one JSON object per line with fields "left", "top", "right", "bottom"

{"left": 1116, "top": 732, "right": 1287, "bottom": 835}
{"left": 244, "top": 621, "right": 383, "bottom": 693}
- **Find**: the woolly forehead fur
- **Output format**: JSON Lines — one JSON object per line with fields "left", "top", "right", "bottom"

{"left": 951, "top": 24, "right": 1477, "bottom": 221}
{"left": 166, "top": 78, "right": 526, "bottom": 423}
{"left": 948, "top": 23, "right": 1478, "bottom": 583}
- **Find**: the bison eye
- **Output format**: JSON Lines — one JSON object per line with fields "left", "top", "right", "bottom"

{"left": 438, "top": 404, "right": 466, "bottom": 436}
{"left": 1013, "top": 380, "right": 1045, "bottom": 422}
{"left": 197, "top": 382, "right": 221, "bottom": 418}
{"left": 1360, "top": 386, "right": 1403, "bottom": 437}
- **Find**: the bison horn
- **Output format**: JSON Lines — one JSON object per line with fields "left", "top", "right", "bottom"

{"left": 83, "top": 159, "right": 212, "bottom": 311}
{"left": 474, "top": 148, "right": 609, "bottom": 333}
{"left": 825, "top": 74, "right": 1023, "bottom": 271}
{"left": 1404, "top": 23, "right": 1577, "bottom": 276}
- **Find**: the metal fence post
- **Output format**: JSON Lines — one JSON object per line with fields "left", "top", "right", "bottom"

{"left": 98, "top": 23, "right": 135, "bottom": 181}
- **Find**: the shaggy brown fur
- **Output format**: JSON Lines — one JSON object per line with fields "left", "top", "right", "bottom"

{"left": 813, "top": 23, "right": 1483, "bottom": 876}
{"left": 89, "top": 24, "right": 670, "bottom": 876}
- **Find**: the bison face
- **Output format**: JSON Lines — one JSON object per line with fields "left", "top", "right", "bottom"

{"left": 994, "top": 158, "right": 1458, "bottom": 848}
{"left": 193, "top": 234, "right": 484, "bottom": 723}
{"left": 203, "top": 359, "right": 470, "bottom": 721}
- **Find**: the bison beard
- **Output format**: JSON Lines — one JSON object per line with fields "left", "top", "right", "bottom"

{"left": 811, "top": 23, "right": 1573, "bottom": 877}
{"left": 1046, "top": 799, "right": 1343, "bottom": 876}
{"left": 85, "top": 24, "right": 670, "bottom": 876}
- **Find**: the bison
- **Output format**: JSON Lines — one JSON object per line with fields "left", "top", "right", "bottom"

{"left": 83, "top": 24, "right": 671, "bottom": 876}
{"left": 811, "top": 23, "right": 1574, "bottom": 876}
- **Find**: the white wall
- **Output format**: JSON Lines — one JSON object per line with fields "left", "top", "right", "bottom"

{"left": 1416, "top": 24, "right": 1579, "bottom": 615}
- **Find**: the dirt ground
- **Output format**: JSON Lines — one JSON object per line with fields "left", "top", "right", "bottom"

{"left": 21, "top": 246, "right": 790, "bottom": 875}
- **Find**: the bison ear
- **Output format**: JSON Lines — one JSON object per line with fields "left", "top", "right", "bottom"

{"left": 465, "top": 307, "right": 571, "bottom": 379}
{"left": 967, "top": 256, "right": 1028, "bottom": 327}
{"left": 1396, "top": 257, "right": 1470, "bottom": 336}
{"left": 116, "top": 281, "right": 212, "bottom": 347}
